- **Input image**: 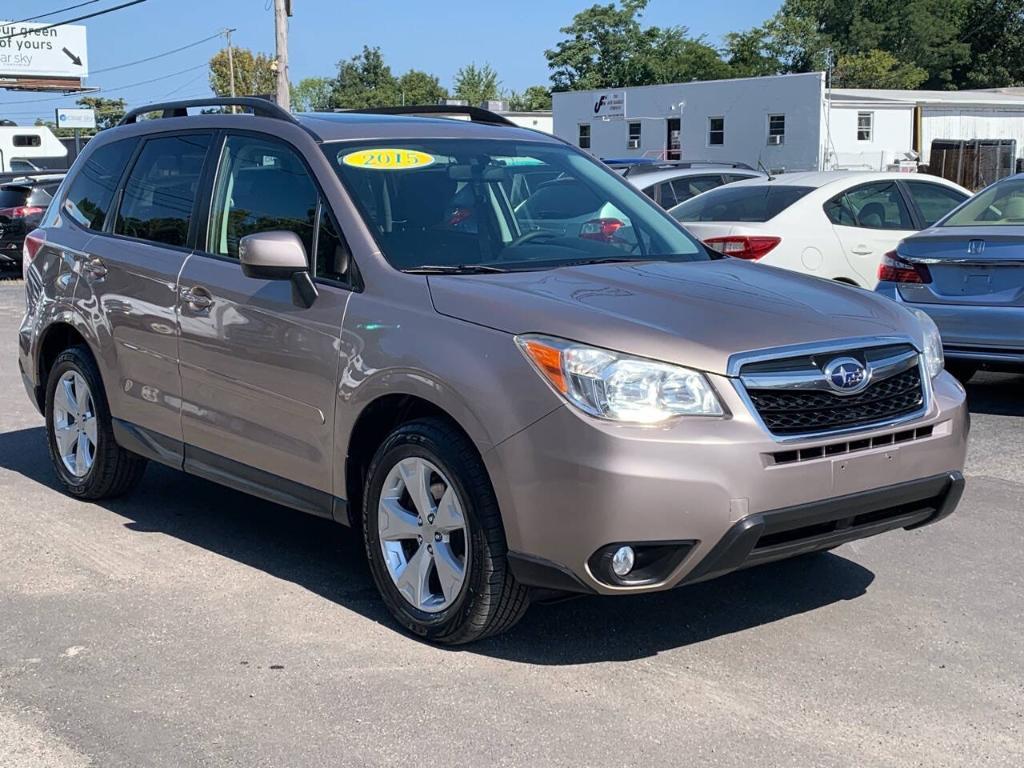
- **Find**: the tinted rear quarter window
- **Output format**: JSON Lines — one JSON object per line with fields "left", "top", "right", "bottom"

{"left": 63, "top": 139, "right": 138, "bottom": 231}
{"left": 671, "top": 185, "right": 814, "bottom": 222}
{"left": 115, "top": 133, "right": 212, "bottom": 247}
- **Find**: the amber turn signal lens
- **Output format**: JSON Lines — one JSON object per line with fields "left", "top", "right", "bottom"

{"left": 521, "top": 339, "right": 567, "bottom": 393}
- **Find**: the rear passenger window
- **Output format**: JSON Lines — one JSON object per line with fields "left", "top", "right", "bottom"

{"left": 825, "top": 182, "right": 913, "bottom": 231}
{"left": 207, "top": 134, "right": 318, "bottom": 260}
{"left": 115, "top": 133, "right": 211, "bottom": 247}
{"left": 63, "top": 138, "right": 138, "bottom": 231}
{"left": 904, "top": 181, "right": 967, "bottom": 227}
{"left": 671, "top": 175, "right": 723, "bottom": 205}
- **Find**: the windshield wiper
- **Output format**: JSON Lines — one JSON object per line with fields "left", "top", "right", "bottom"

{"left": 404, "top": 264, "right": 510, "bottom": 274}
{"left": 558, "top": 256, "right": 648, "bottom": 268}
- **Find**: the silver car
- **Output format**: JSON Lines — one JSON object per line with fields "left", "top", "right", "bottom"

{"left": 877, "top": 173, "right": 1024, "bottom": 381}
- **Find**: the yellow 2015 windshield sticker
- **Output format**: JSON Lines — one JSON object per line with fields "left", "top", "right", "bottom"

{"left": 341, "top": 148, "right": 435, "bottom": 170}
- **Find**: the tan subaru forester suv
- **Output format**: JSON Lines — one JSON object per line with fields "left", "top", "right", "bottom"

{"left": 18, "top": 99, "right": 967, "bottom": 644}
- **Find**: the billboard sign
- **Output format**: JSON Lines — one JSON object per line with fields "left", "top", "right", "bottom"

{"left": 56, "top": 107, "right": 96, "bottom": 130}
{"left": 0, "top": 21, "right": 89, "bottom": 79}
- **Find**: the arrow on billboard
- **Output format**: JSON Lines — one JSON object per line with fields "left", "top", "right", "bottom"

{"left": 62, "top": 47, "right": 83, "bottom": 66}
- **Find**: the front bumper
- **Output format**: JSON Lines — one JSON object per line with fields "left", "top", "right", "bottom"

{"left": 877, "top": 281, "right": 1024, "bottom": 368}
{"left": 486, "top": 370, "right": 969, "bottom": 596}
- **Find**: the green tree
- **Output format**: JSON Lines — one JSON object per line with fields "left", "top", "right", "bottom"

{"left": 507, "top": 85, "right": 553, "bottom": 111}
{"left": 396, "top": 69, "right": 447, "bottom": 105}
{"left": 544, "top": 1, "right": 732, "bottom": 89}
{"left": 331, "top": 46, "right": 399, "bottom": 109}
{"left": 76, "top": 97, "right": 126, "bottom": 130}
{"left": 954, "top": 0, "right": 1024, "bottom": 88}
{"left": 724, "top": 27, "right": 782, "bottom": 78}
{"left": 545, "top": 1, "right": 659, "bottom": 89}
{"left": 649, "top": 29, "right": 733, "bottom": 83}
{"left": 833, "top": 49, "right": 928, "bottom": 88}
{"left": 453, "top": 63, "right": 500, "bottom": 104}
{"left": 290, "top": 76, "right": 334, "bottom": 112}
{"left": 746, "top": 0, "right": 977, "bottom": 89}
{"left": 208, "top": 47, "right": 276, "bottom": 97}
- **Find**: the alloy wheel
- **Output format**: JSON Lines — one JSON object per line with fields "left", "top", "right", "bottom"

{"left": 377, "top": 457, "right": 469, "bottom": 613}
{"left": 52, "top": 371, "right": 97, "bottom": 478}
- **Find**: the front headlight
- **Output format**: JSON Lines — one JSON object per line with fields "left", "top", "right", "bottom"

{"left": 909, "top": 307, "right": 944, "bottom": 378}
{"left": 516, "top": 334, "right": 724, "bottom": 424}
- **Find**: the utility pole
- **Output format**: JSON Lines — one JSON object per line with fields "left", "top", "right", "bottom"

{"left": 274, "top": 0, "right": 291, "bottom": 111}
{"left": 223, "top": 27, "right": 237, "bottom": 99}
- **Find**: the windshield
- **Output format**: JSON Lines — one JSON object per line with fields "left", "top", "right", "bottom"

{"left": 940, "top": 177, "right": 1024, "bottom": 227}
{"left": 670, "top": 184, "right": 814, "bottom": 223}
{"left": 326, "top": 139, "right": 707, "bottom": 272}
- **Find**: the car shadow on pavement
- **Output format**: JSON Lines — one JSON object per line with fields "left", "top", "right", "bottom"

{"left": 0, "top": 425, "right": 876, "bottom": 663}
{"left": 964, "top": 372, "right": 1024, "bottom": 417}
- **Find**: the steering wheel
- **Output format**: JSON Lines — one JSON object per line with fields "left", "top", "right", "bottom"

{"left": 507, "top": 229, "right": 559, "bottom": 248}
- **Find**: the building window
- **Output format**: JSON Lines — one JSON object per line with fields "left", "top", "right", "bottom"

{"left": 857, "top": 111, "right": 873, "bottom": 141}
{"left": 627, "top": 122, "right": 641, "bottom": 149}
{"left": 578, "top": 124, "right": 591, "bottom": 149}
{"left": 768, "top": 114, "right": 785, "bottom": 144}
{"left": 708, "top": 117, "right": 725, "bottom": 146}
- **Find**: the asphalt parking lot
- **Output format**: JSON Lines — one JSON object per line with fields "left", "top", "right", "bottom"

{"left": 0, "top": 278, "right": 1021, "bottom": 768}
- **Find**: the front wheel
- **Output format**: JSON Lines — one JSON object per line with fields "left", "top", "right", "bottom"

{"left": 362, "top": 418, "right": 529, "bottom": 644}
{"left": 45, "top": 345, "right": 147, "bottom": 499}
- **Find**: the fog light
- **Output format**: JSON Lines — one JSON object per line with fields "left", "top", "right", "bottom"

{"left": 611, "top": 546, "right": 635, "bottom": 577}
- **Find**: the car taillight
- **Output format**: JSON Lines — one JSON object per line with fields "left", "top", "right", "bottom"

{"left": 580, "top": 218, "right": 624, "bottom": 242}
{"left": 878, "top": 250, "right": 931, "bottom": 284}
{"left": 703, "top": 235, "right": 781, "bottom": 260}
{"left": 0, "top": 205, "right": 44, "bottom": 219}
{"left": 23, "top": 229, "right": 46, "bottom": 280}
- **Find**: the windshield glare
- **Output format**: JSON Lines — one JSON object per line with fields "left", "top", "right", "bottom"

{"left": 940, "top": 177, "right": 1024, "bottom": 227}
{"left": 670, "top": 184, "right": 814, "bottom": 223}
{"left": 326, "top": 139, "right": 706, "bottom": 272}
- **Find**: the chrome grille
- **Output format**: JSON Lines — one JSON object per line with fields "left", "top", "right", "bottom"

{"left": 737, "top": 341, "right": 927, "bottom": 438}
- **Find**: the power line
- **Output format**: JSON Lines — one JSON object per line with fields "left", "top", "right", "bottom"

{"left": 0, "top": 62, "right": 207, "bottom": 105}
{"left": 12, "top": 0, "right": 101, "bottom": 24}
{"left": 91, "top": 31, "right": 223, "bottom": 75}
{"left": 0, "top": 0, "right": 150, "bottom": 42}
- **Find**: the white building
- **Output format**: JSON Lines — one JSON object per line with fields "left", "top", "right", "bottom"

{"left": 553, "top": 73, "right": 1024, "bottom": 176}
{"left": 500, "top": 111, "right": 553, "bottom": 134}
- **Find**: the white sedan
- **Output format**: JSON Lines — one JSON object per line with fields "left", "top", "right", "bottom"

{"left": 668, "top": 171, "right": 971, "bottom": 288}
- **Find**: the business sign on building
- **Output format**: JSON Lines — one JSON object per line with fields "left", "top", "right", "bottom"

{"left": 592, "top": 91, "right": 626, "bottom": 119}
{"left": 56, "top": 107, "right": 95, "bottom": 130}
{"left": 0, "top": 21, "right": 89, "bottom": 79}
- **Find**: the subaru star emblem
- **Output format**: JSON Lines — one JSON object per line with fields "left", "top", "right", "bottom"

{"left": 823, "top": 357, "right": 869, "bottom": 394}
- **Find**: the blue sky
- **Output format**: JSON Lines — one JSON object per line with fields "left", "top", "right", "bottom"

{"left": 1, "top": 0, "right": 781, "bottom": 124}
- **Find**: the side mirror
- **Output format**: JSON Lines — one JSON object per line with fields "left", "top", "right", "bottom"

{"left": 238, "top": 230, "right": 318, "bottom": 307}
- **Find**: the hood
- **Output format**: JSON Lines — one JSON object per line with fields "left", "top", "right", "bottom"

{"left": 427, "top": 259, "right": 921, "bottom": 376}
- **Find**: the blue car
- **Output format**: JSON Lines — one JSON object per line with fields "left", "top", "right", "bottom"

{"left": 876, "top": 173, "right": 1024, "bottom": 381}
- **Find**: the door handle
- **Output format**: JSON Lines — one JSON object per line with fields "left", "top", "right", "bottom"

{"left": 181, "top": 285, "right": 213, "bottom": 311}
{"left": 851, "top": 246, "right": 873, "bottom": 255}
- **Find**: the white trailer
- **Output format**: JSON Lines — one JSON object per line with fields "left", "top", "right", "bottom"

{"left": 0, "top": 125, "right": 68, "bottom": 172}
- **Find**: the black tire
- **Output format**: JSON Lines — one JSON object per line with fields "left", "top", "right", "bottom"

{"left": 362, "top": 417, "right": 529, "bottom": 644}
{"left": 44, "top": 345, "right": 147, "bottom": 499}
{"left": 945, "top": 361, "right": 978, "bottom": 384}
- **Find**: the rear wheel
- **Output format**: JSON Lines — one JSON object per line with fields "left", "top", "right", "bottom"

{"left": 45, "top": 346, "right": 147, "bottom": 499}
{"left": 362, "top": 418, "right": 529, "bottom": 644}
{"left": 945, "top": 361, "right": 978, "bottom": 384}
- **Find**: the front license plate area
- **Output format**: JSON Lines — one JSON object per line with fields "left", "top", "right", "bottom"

{"left": 832, "top": 448, "right": 902, "bottom": 496}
